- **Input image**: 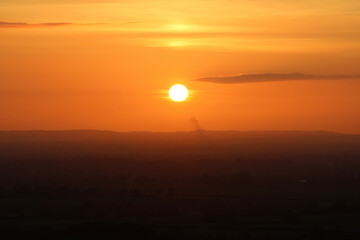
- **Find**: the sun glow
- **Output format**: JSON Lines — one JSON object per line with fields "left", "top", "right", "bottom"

{"left": 169, "top": 84, "right": 188, "bottom": 102}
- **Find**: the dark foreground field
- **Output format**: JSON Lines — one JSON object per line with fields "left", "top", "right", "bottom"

{"left": 0, "top": 130, "right": 360, "bottom": 239}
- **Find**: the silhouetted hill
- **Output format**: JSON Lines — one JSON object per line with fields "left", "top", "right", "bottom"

{"left": 0, "top": 129, "right": 353, "bottom": 142}
{"left": 0, "top": 130, "right": 359, "bottom": 178}
{"left": 0, "top": 130, "right": 359, "bottom": 158}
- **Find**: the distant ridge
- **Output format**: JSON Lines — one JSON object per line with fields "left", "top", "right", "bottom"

{"left": 1, "top": 130, "right": 359, "bottom": 166}
{"left": 0, "top": 129, "right": 352, "bottom": 142}
{"left": 0, "top": 129, "right": 343, "bottom": 134}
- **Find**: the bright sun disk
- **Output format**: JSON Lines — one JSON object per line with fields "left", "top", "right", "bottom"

{"left": 169, "top": 84, "right": 188, "bottom": 102}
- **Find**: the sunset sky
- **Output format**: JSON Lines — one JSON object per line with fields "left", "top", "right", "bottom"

{"left": 1, "top": 0, "right": 360, "bottom": 133}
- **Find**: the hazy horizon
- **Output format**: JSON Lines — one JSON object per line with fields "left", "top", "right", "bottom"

{"left": 0, "top": 128, "right": 357, "bottom": 135}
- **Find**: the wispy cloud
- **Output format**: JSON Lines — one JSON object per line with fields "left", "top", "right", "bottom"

{"left": 0, "top": 22, "right": 72, "bottom": 28}
{"left": 194, "top": 73, "right": 360, "bottom": 84}
{"left": 0, "top": 21, "right": 141, "bottom": 29}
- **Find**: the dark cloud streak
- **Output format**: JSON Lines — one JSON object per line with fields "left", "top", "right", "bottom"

{"left": 0, "top": 21, "right": 140, "bottom": 28}
{"left": 0, "top": 22, "right": 72, "bottom": 28}
{"left": 194, "top": 73, "right": 360, "bottom": 84}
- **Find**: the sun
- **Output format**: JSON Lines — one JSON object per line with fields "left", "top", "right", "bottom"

{"left": 169, "top": 84, "right": 188, "bottom": 102}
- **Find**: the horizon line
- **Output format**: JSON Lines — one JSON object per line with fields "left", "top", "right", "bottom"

{"left": 0, "top": 129, "right": 356, "bottom": 135}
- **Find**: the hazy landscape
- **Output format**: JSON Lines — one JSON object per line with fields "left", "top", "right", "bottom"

{"left": 1, "top": 130, "right": 360, "bottom": 239}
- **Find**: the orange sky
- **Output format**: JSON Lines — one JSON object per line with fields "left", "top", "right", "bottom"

{"left": 1, "top": 0, "right": 360, "bottom": 133}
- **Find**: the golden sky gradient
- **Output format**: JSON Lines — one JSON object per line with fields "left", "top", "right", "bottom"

{"left": 1, "top": 0, "right": 360, "bottom": 133}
